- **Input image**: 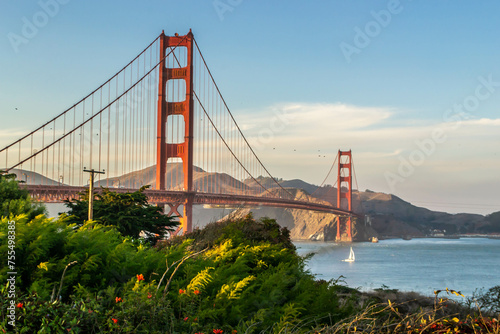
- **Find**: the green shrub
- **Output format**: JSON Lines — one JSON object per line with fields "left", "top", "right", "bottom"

{"left": 1, "top": 213, "right": 357, "bottom": 332}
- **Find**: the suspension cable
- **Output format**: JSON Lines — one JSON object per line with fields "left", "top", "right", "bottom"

{"left": 192, "top": 91, "right": 272, "bottom": 196}
{"left": 193, "top": 37, "right": 294, "bottom": 200}
{"left": 6, "top": 36, "right": 188, "bottom": 172}
{"left": 1, "top": 35, "right": 162, "bottom": 153}
{"left": 352, "top": 157, "right": 359, "bottom": 191}
{"left": 310, "top": 154, "right": 338, "bottom": 197}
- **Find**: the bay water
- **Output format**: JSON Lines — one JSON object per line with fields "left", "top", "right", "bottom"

{"left": 294, "top": 238, "right": 500, "bottom": 298}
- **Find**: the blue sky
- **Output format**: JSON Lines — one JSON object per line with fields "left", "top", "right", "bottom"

{"left": 1, "top": 0, "right": 499, "bottom": 214}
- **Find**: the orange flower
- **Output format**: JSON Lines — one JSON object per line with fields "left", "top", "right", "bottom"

{"left": 184, "top": 316, "right": 189, "bottom": 321}
{"left": 193, "top": 290, "right": 200, "bottom": 295}
{"left": 232, "top": 331, "right": 237, "bottom": 334}
{"left": 112, "top": 318, "right": 118, "bottom": 324}
{"left": 147, "top": 293, "right": 152, "bottom": 299}
{"left": 16, "top": 303, "right": 23, "bottom": 308}
{"left": 115, "top": 297, "right": 122, "bottom": 303}
{"left": 213, "top": 330, "right": 223, "bottom": 334}
{"left": 136, "top": 274, "right": 144, "bottom": 282}
{"left": 179, "top": 289, "right": 185, "bottom": 294}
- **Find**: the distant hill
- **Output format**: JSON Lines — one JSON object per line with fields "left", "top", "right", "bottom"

{"left": 96, "top": 164, "right": 255, "bottom": 194}
{"left": 9, "top": 166, "right": 499, "bottom": 240}
{"left": 10, "top": 169, "right": 62, "bottom": 186}
{"left": 239, "top": 176, "right": 498, "bottom": 241}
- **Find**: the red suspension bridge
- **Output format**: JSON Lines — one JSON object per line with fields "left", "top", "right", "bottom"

{"left": 1, "top": 31, "right": 360, "bottom": 241}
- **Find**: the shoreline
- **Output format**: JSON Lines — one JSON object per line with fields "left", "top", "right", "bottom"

{"left": 292, "top": 234, "right": 500, "bottom": 243}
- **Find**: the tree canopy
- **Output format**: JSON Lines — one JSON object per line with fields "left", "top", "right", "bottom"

{"left": 63, "top": 186, "right": 178, "bottom": 243}
{"left": 0, "top": 170, "right": 45, "bottom": 219}
{"left": 482, "top": 211, "right": 500, "bottom": 233}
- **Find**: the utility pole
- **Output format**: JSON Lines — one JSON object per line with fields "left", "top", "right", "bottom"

{"left": 83, "top": 168, "right": 105, "bottom": 221}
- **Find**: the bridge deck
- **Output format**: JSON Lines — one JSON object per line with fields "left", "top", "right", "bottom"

{"left": 23, "top": 185, "right": 358, "bottom": 217}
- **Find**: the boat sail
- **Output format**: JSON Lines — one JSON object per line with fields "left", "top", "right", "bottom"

{"left": 342, "top": 247, "right": 355, "bottom": 262}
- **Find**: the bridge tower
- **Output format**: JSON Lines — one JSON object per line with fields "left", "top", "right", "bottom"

{"left": 156, "top": 30, "right": 195, "bottom": 233}
{"left": 336, "top": 150, "right": 353, "bottom": 242}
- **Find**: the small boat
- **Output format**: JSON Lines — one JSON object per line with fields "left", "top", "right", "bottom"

{"left": 342, "top": 247, "right": 355, "bottom": 262}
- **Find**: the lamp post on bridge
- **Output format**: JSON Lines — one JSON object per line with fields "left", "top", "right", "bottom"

{"left": 83, "top": 168, "right": 105, "bottom": 221}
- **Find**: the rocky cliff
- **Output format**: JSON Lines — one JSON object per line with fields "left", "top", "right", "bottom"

{"left": 14, "top": 166, "right": 499, "bottom": 241}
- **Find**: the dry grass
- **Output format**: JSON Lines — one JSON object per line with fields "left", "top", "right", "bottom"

{"left": 264, "top": 289, "right": 500, "bottom": 333}
{"left": 315, "top": 300, "right": 500, "bottom": 334}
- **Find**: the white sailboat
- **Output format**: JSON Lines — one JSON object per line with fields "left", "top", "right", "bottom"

{"left": 342, "top": 247, "right": 355, "bottom": 262}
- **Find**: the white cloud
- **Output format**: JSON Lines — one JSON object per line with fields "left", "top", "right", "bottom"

{"left": 0, "top": 128, "right": 29, "bottom": 142}
{"left": 233, "top": 102, "right": 500, "bottom": 214}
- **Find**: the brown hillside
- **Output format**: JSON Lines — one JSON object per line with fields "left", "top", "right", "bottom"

{"left": 13, "top": 166, "right": 496, "bottom": 240}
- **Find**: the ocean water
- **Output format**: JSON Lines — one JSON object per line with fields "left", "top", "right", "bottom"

{"left": 294, "top": 238, "right": 500, "bottom": 298}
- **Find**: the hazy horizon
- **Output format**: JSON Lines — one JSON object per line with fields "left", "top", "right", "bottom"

{"left": 1, "top": 1, "right": 499, "bottom": 215}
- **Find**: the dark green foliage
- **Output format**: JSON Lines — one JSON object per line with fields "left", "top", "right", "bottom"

{"left": 0, "top": 217, "right": 168, "bottom": 302}
{"left": 161, "top": 213, "right": 296, "bottom": 252}
{"left": 480, "top": 211, "right": 500, "bottom": 233}
{"left": 1, "top": 212, "right": 356, "bottom": 332}
{"left": 0, "top": 170, "right": 45, "bottom": 219}
{"left": 1, "top": 180, "right": 498, "bottom": 332}
{"left": 153, "top": 214, "right": 354, "bottom": 332}
{"left": 0, "top": 281, "right": 175, "bottom": 333}
{"left": 0, "top": 215, "right": 72, "bottom": 299}
{"left": 63, "top": 186, "right": 178, "bottom": 243}
{"left": 472, "top": 285, "right": 500, "bottom": 314}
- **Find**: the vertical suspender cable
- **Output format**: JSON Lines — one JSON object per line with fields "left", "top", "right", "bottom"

{"left": 106, "top": 81, "right": 111, "bottom": 187}
{"left": 52, "top": 121, "right": 56, "bottom": 182}
{"left": 41, "top": 127, "right": 45, "bottom": 185}
{"left": 98, "top": 88, "right": 103, "bottom": 184}
{"left": 90, "top": 94, "right": 94, "bottom": 171}
{"left": 80, "top": 103, "right": 84, "bottom": 185}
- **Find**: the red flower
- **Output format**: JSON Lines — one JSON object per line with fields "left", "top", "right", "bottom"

{"left": 115, "top": 297, "right": 122, "bottom": 303}
{"left": 194, "top": 289, "right": 200, "bottom": 295}
{"left": 147, "top": 293, "right": 152, "bottom": 299}
{"left": 184, "top": 316, "right": 189, "bottom": 321}
{"left": 232, "top": 331, "right": 237, "bottom": 334}
{"left": 179, "top": 289, "right": 185, "bottom": 294}
{"left": 112, "top": 318, "right": 118, "bottom": 324}
{"left": 136, "top": 274, "right": 144, "bottom": 282}
{"left": 16, "top": 303, "right": 23, "bottom": 308}
{"left": 213, "top": 330, "right": 223, "bottom": 334}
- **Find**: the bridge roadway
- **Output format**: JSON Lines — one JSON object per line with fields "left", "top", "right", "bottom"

{"left": 23, "top": 184, "right": 358, "bottom": 217}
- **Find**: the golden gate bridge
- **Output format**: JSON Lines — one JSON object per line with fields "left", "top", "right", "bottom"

{"left": 0, "top": 30, "right": 359, "bottom": 241}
